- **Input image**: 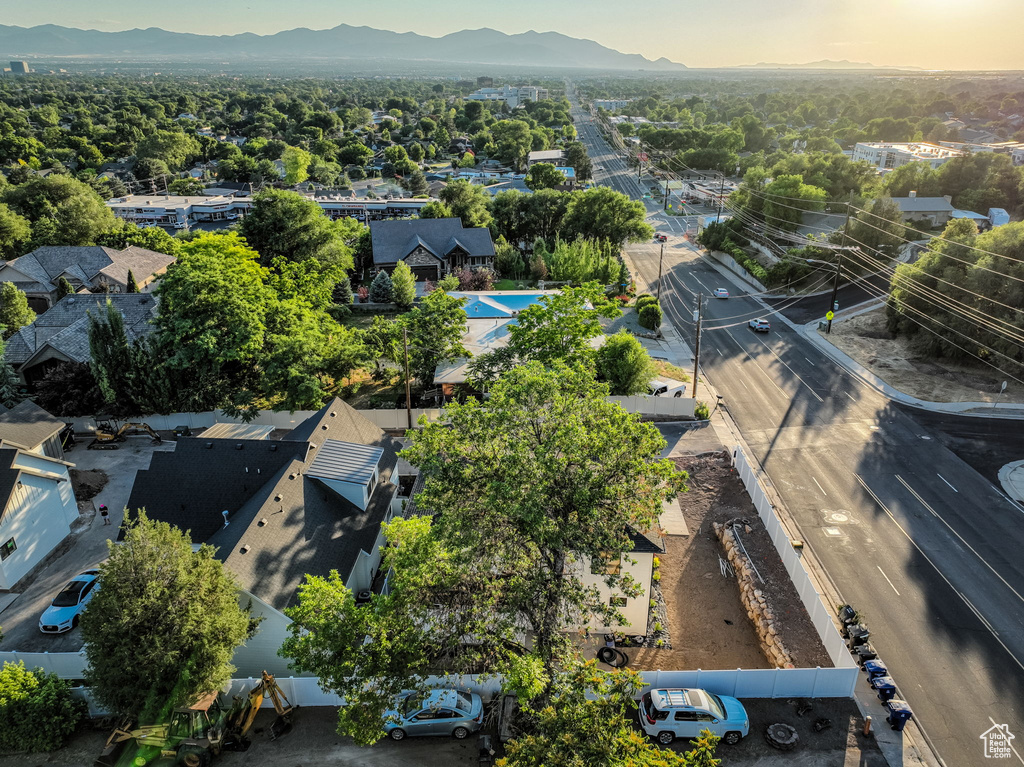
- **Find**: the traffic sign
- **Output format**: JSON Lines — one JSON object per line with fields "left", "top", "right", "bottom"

{"left": 826, "top": 311, "right": 835, "bottom": 321}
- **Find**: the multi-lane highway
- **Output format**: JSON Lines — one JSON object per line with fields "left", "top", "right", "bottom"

{"left": 570, "top": 90, "right": 1024, "bottom": 767}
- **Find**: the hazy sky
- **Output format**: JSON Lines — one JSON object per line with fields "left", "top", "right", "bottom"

{"left": 4, "top": 0, "right": 1019, "bottom": 70}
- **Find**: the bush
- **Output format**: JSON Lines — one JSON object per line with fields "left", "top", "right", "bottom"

{"left": 635, "top": 294, "right": 658, "bottom": 311}
{"left": 694, "top": 401, "right": 710, "bottom": 420}
{"left": 391, "top": 261, "right": 416, "bottom": 310}
{"left": 638, "top": 303, "right": 662, "bottom": 330}
{"left": 0, "top": 662, "right": 85, "bottom": 752}
{"left": 634, "top": 293, "right": 653, "bottom": 305}
{"left": 368, "top": 270, "right": 394, "bottom": 303}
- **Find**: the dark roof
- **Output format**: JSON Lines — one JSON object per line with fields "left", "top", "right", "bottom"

{"left": 627, "top": 527, "right": 665, "bottom": 554}
{"left": 124, "top": 399, "right": 402, "bottom": 612}
{"left": 370, "top": 218, "right": 495, "bottom": 266}
{"left": 893, "top": 197, "right": 955, "bottom": 213}
{"left": 0, "top": 449, "right": 22, "bottom": 515}
{"left": 0, "top": 401, "right": 65, "bottom": 450}
{"left": 6, "top": 294, "right": 157, "bottom": 367}
{"left": 1, "top": 246, "right": 174, "bottom": 294}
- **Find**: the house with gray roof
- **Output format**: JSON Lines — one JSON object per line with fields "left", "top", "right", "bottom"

{"left": 892, "top": 195, "right": 955, "bottom": 228}
{"left": 0, "top": 245, "right": 174, "bottom": 312}
{"left": 122, "top": 399, "right": 415, "bottom": 676}
{"left": 0, "top": 400, "right": 67, "bottom": 460}
{"left": 5, "top": 294, "right": 158, "bottom": 386}
{"left": 370, "top": 217, "right": 495, "bottom": 281}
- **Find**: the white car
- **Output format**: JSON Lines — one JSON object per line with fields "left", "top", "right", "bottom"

{"left": 749, "top": 318, "right": 771, "bottom": 332}
{"left": 713, "top": 288, "right": 729, "bottom": 299}
{"left": 639, "top": 688, "right": 749, "bottom": 745}
{"left": 649, "top": 378, "right": 688, "bottom": 398}
{"left": 39, "top": 570, "right": 100, "bottom": 633}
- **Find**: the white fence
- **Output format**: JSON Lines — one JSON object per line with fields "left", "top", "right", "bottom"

{"left": 66, "top": 397, "right": 695, "bottom": 435}
{"left": 731, "top": 445, "right": 859, "bottom": 680}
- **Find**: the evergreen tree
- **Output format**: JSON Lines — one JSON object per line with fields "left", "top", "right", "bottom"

{"left": 0, "top": 347, "right": 22, "bottom": 410}
{"left": 391, "top": 261, "right": 417, "bottom": 310}
{"left": 0, "top": 283, "right": 35, "bottom": 340}
{"left": 56, "top": 277, "right": 76, "bottom": 300}
{"left": 368, "top": 270, "right": 394, "bottom": 303}
{"left": 333, "top": 275, "right": 354, "bottom": 305}
{"left": 125, "top": 269, "right": 140, "bottom": 293}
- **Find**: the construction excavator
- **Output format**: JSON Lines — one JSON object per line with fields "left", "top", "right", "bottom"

{"left": 96, "top": 671, "right": 295, "bottom": 767}
{"left": 88, "top": 419, "right": 163, "bottom": 450}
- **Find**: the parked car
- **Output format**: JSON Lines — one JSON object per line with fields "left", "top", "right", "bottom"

{"left": 39, "top": 570, "right": 100, "bottom": 633}
{"left": 649, "top": 377, "right": 688, "bottom": 398}
{"left": 638, "top": 688, "right": 749, "bottom": 745}
{"left": 654, "top": 233, "right": 668, "bottom": 242}
{"left": 713, "top": 288, "right": 729, "bottom": 299}
{"left": 384, "top": 689, "right": 484, "bottom": 741}
{"left": 748, "top": 318, "right": 770, "bottom": 332}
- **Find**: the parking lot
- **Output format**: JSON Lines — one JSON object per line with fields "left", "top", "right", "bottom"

{"left": 0, "top": 438, "right": 174, "bottom": 653}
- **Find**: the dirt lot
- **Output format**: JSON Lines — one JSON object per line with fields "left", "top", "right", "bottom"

{"left": 70, "top": 468, "right": 108, "bottom": 501}
{"left": 632, "top": 453, "right": 831, "bottom": 672}
{"left": 825, "top": 307, "right": 1024, "bottom": 404}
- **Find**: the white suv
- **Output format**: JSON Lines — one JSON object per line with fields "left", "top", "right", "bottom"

{"left": 638, "top": 688, "right": 749, "bottom": 745}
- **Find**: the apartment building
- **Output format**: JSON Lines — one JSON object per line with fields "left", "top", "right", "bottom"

{"left": 465, "top": 84, "right": 549, "bottom": 108}
{"left": 853, "top": 142, "right": 964, "bottom": 170}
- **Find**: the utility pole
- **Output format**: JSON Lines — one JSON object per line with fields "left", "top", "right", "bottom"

{"left": 827, "top": 199, "right": 853, "bottom": 334}
{"left": 692, "top": 293, "right": 703, "bottom": 400}
{"left": 664, "top": 177, "right": 670, "bottom": 211}
{"left": 403, "top": 326, "right": 413, "bottom": 430}
{"left": 657, "top": 242, "right": 665, "bottom": 302}
{"left": 716, "top": 173, "right": 725, "bottom": 223}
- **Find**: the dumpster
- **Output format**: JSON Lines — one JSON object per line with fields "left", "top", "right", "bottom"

{"left": 885, "top": 699, "right": 913, "bottom": 731}
{"left": 863, "top": 659, "right": 888, "bottom": 680}
{"left": 872, "top": 675, "right": 897, "bottom": 702}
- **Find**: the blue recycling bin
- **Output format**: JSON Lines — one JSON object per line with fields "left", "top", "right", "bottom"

{"left": 885, "top": 699, "right": 913, "bottom": 731}
{"left": 872, "top": 675, "right": 897, "bottom": 702}
{"left": 863, "top": 659, "right": 888, "bottom": 680}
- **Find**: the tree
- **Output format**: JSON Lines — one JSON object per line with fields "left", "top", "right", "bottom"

{"left": 564, "top": 142, "right": 593, "bottom": 181}
{"left": 240, "top": 189, "right": 361, "bottom": 269}
{"left": 399, "top": 289, "right": 467, "bottom": 384}
{"left": 638, "top": 302, "right": 663, "bottom": 330}
{"left": 281, "top": 145, "right": 312, "bottom": 185}
{"left": 419, "top": 200, "right": 453, "bottom": 219}
{"left": 391, "top": 261, "right": 417, "bottom": 310}
{"left": 491, "top": 120, "right": 533, "bottom": 170}
{"left": 126, "top": 268, "right": 140, "bottom": 293}
{"left": 369, "top": 270, "right": 394, "bottom": 303}
{"left": 761, "top": 175, "right": 827, "bottom": 232}
{"left": 282, "top": 365, "right": 683, "bottom": 744}
{"left": 168, "top": 177, "right": 205, "bottom": 196}
{"left": 525, "top": 163, "right": 567, "bottom": 191}
{"left": 97, "top": 220, "right": 182, "bottom": 257}
{"left": 136, "top": 130, "right": 200, "bottom": 171}
{"left": 848, "top": 196, "right": 906, "bottom": 262}
{"left": 0, "top": 662, "right": 85, "bottom": 753}
{"left": 3, "top": 175, "right": 115, "bottom": 247}
{"left": 596, "top": 331, "right": 657, "bottom": 395}
{"left": 494, "top": 237, "right": 525, "bottom": 279}
{"left": 499, "top": 659, "right": 703, "bottom": 767}
{"left": 333, "top": 275, "right": 354, "bottom": 305}
{"left": 404, "top": 168, "right": 429, "bottom": 196}
{"left": 0, "top": 203, "right": 31, "bottom": 259}
{"left": 81, "top": 512, "right": 254, "bottom": 721}
{"left": 132, "top": 157, "right": 171, "bottom": 182}
{"left": 33, "top": 361, "right": 106, "bottom": 416}
{"left": 0, "top": 283, "right": 35, "bottom": 339}
{"left": 561, "top": 187, "right": 653, "bottom": 244}
{"left": 439, "top": 179, "right": 492, "bottom": 229}
{"left": 0, "top": 346, "right": 22, "bottom": 410}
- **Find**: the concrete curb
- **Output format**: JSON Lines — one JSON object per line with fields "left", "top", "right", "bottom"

{"left": 997, "top": 460, "right": 1024, "bottom": 503}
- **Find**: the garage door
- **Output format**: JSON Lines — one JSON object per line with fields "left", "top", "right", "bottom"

{"left": 410, "top": 264, "right": 440, "bottom": 281}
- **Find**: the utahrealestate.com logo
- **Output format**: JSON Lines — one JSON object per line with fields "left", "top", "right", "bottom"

{"left": 980, "top": 724, "right": 1016, "bottom": 759}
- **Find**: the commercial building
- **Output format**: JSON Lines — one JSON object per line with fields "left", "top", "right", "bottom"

{"left": 465, "top": 84, "right": 549, "bottom": 109}
{"left": 853, "top": 142, "right": 964, "bottom": 170}
{"left": 9, "top": 61, "right": 29, "bottom": 74}
{"left": 594, "top": 99, "right": 633, "bottom": 111}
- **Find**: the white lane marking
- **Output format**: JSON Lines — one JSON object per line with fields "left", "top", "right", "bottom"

{"left": 750, "top": 338, "right": 825, "bottom": 403}
{"left": 988, "top": 716, "right": 1024, "bottom": 765}
{"left": 716, "top": 348, "right": 723, "bottom": 356}
{"left": 877, "top": 566, "right": 900, "bottom": 596}
{"left": 855, "top": 474, "right": 1024, "bottom": 674}
{"left": 894, "top": 474, "right": 1024, "bottom": 608}
{"left": 936, "top": 473, "right": 958, "bottom": 493}
{"left": 845, "top": 392, "right": 856, "bottom": 402}
{"left": 998, "top": 490, "right": 1024, "bottom": 516}
{"left": 812, "top": 477, "right": 827, "bottom": 496}
{"left": 804, "top": 357, "right": 815, "bottom": 365}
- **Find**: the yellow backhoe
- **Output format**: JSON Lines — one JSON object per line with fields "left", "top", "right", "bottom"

{"left": 96, "top": 671, "right": 295, "bottom": 767}
{"left": 88, "top": 419, "right": 163, "bottom": 450}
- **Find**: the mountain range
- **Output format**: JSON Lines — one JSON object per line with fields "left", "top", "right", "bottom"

{"left": 737, "top": 59, "right": 922, "bottom": 71}
{"left": 0, "top": 24, "right": 687, "bottom": 71}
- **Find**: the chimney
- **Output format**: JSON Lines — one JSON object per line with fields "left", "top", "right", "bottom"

{"left": 908, "top": 190, "right": 917, "bottom": 198}
{"left": 221, "top": 510, "right": 230, "bottom": 528}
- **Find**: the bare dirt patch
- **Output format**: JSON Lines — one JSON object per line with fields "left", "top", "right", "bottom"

{"left": 70, "top": 468, "right": 108, "bottom": 501}
{"left": 825, "top": 308, "right": 1024, "bottom": 404}
{"left": 631, "top": 453, "right": 831, "bottom": 671}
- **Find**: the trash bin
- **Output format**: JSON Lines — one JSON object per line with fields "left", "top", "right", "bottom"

{"left": 845, "top": 624, "right": 870, "bottom": 646}
{"left": 872, "top": 675, "right": 897, "bottom": 702}
{"left": 853, "top": 643, "right": 877, "bottom": 664}
{"left": 173, "top": 425, "right": 193, "bottom": 439}
{"left": 837, "top": 604, "right": 857, "bottom": 626}
{"left": 863, "top": 659, "right": 888, "bottom": 680}
{"left": 885, "top": 699, "right": 913, "bottom": 731}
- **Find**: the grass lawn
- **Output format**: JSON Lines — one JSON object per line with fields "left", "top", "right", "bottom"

{"left": 339, "top": 311, "right": 399, "bottom": 330}
{"left": 493, "top": 278, "right": 536, "bottom": 290}
{"left": 652, "top": 359, "right": 691, "bottom": 382}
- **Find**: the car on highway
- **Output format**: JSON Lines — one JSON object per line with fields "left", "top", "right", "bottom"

{"left": 39, "top": 569, "right": 100, "bottom": 633}
{"left": 595, "top": 165, "right": 604, "bottom": 170}
{"left": 654, "top": 233, "right": 668, "bottom": 242}
{"left": 713, "top": 288, "right": 729, "bottom": 299}
{"left": 639, "top": 688, "right": 749, "bottom": 745}
{"left": 748, "top": 318, "right": 771, "bottom": 332}
{"left": 384, "top": 689, "right": 484, "bottom": 741}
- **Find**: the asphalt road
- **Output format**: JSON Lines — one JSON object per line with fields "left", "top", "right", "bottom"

{"left": 763, "top": 273, "right": 892, "bottom": 325}
{"left": 571, "top": 91, "right": 1024, "bottom": 767}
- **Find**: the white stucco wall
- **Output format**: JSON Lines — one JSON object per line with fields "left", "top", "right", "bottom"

{"left": 230, "top": 593, "right": 312, "bottom": 678}
{"left": 575, "top": 551, "right": 655, "bottom": 633}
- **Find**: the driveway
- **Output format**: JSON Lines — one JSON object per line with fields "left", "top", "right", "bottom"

{"left": 0, "top": 440, "right": 175, "bottom": 652}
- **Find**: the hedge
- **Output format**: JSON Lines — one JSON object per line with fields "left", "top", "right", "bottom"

{"left": 638, "top": 302, "right": 663, "bottom": 330}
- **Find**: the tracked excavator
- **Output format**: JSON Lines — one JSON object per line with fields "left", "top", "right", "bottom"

{"left": 88, "top": 419, "right": 163, "bottom": 450}
{"left": 95, "top": 671, "right": 294, "bottom": 767}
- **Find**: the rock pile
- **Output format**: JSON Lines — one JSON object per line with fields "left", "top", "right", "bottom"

{"left": 714, "top": 519, "right": 795, "bottom": 668}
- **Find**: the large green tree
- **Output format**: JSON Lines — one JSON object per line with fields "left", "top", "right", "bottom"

{"left": 281, "top": 145, "right": 312, "bottom": 185}
{"left": 2, "top": 175, "right": 115, "bottom": 246}
{"left": 525, "top": 163, "right": 567, "bottom": 191}
{"left": 81, "top": 512, "right": 255, "bottom": 721}
{"left": 0, "top": 203, "right": 31, "bottom": 259}
{"left": 596, "top": 331, "right": 657, "bottom": 395}
{"left": 390, "top": 260, "right": 416, "bottom": 310}
{"left": 561, "top": 187, "right": 653, "bottom": 244}
{"left": 240, "top": 188, "right": 362, "bottom": 269}
{"left": 760, "top": 175, "right": 828, "bottom": 232}
{"left": 282, "top": 364, "right": 684, "bottom": 744}
{"left": 508, "top": 283, "right": 621, "bottom": 367}
{"left": 0, "top": 283, "right": 35, "bottom": 339}
{"left": 438, "top": 179, "right": 492, "bottom": 229}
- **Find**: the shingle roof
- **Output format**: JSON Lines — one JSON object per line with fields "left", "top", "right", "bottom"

{"left": 124, "top": 398, "right": 402, "bottom": 612}
{"left": 8, "top": 294, "right": 158, "bottom": 368}
{"left": 893, "top": 197, "right": 955, "bottom": 213}
{"left": 0, "top": 449, "right": 21, "bottom": 515}
{"left": 1, "top": 246, "right": 174, "bottom": 295}
{"left": 370, "top": 218, "right": 495, "bottom": 266}
{"left": 628, "top": 527, "right": 665, "bottom": 554}
{"left": 0, "top": 401, "right": 64, "bottom": 451}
